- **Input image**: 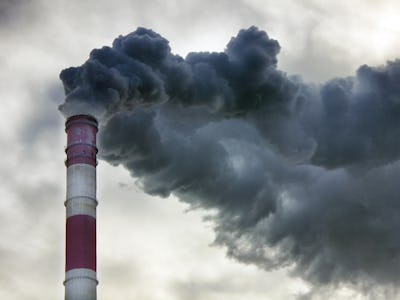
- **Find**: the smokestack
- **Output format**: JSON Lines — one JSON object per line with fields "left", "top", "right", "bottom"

{"left": 64, "top": 115, "right": 98, "bottom": 300}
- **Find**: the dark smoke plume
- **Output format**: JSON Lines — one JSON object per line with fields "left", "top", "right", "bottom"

{"left": 60, "top": 27, "right": 400, "bottom": 295}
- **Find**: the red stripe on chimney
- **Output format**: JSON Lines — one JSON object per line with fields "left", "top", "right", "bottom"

{"left": 66, "top": 215, "right": 96, "bottom": 272}
{"left": 65, "top": 115, "right": 98, "bottom": 167}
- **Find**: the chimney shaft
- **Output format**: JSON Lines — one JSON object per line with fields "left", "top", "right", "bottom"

{"left": 64, "top": 115, "right": 98, "bottom": 300}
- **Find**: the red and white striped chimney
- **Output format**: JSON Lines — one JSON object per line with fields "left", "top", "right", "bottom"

{"left": 64, "top": 115, "right": 98, "bottom": 300}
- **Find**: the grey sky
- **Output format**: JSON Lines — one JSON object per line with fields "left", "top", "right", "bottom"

{"left": 1, "top": 0, "right": 400, "bottom": 299}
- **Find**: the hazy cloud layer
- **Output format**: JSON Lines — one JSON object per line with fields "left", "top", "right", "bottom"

{"left": 2, "top": 0, "right": 400, "bottom": 299}
{"left": 59, "top": 26, "right": 400, "bottom": 296}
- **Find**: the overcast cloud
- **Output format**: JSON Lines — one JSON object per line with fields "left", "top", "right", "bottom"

{"left": 1, "top": 0, "right": 400, "bottom": 299}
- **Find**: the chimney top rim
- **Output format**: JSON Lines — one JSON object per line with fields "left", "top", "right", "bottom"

{"left": 65, "top": 114, "right": 98, "bottom": 127}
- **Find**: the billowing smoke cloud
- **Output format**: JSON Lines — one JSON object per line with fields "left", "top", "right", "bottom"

{"left": 60, "top": 27, "right": 400, "bottom": 294}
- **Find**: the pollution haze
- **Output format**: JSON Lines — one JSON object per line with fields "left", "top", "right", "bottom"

{"left": 2, "top": 0, "right": 400, "bottom": 300}
{"left": 59, "top": 25, "right": 400, "bottom": 298}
